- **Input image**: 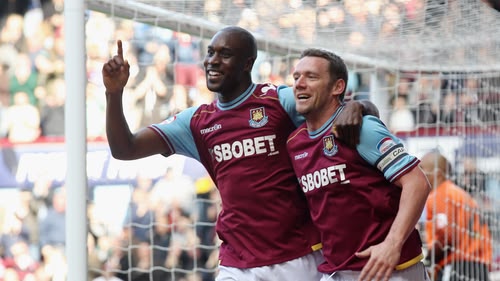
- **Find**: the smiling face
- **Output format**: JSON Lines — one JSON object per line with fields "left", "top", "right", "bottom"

{"left": 203, "top": 27, "right": 256, "bottom": 102}
{"left": 292, "top": 55, "right": 345, "bottom": 130}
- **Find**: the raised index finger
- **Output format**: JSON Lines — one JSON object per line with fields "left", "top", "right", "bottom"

{"left": 117, "top": 40, "right": 123, "bottom": 58}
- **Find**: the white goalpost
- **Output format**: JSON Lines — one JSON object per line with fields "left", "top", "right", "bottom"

{"left": 65, "top": 1, "right": 88, "bottom": 281}
{"left": 75, "top": 0, "right": 500, "bottom": 280}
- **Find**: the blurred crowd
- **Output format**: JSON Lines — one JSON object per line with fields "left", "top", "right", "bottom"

{"left": 384, "top": 72, "right": 500, "bottom": 133}
{"left": 0, "top": 0, "right": 499, "bottom": 281}
{"left": 1, "top": 166, "right": 222, "bottom": 281}
{"left": 0, "top": 0, "right": 216, "bottom": 144}
{"left": 158, "top": 0, "right": 497, "bottom": 46}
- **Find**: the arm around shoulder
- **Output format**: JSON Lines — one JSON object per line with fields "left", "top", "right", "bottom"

{"left": 333, "top": 99, "right": 380, "bottom": 148}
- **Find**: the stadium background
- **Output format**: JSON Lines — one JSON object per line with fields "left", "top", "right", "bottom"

{"left": 0, "top": 0, "right": 499, "bottom": 280}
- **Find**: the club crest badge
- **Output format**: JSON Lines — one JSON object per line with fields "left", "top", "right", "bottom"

{"left": 249, "top": 107, "right": 269, "bottom": 128}
{"left": 323, "top": 135, "right": 338, "bottom": 156}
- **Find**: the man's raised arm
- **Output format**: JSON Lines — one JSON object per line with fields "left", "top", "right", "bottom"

{"left": 102, "top": 40, "right": 170, "bottom": 160}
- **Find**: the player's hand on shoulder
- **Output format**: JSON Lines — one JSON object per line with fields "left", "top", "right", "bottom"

{"left": 333, "top": 100, "right": 363, "bottom": 148}
{"left": 333, "top": 99, "right": 380, "bottom": 148}
{"left": 102, "top": 40, "right": 130, "bottom": 94}
{"left": 359, "top": 100, "right": 380, "bottom": 118}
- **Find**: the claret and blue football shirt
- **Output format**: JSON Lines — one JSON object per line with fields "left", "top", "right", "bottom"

{"left": 286, "top": 108, "right": 423, "bottom": 273}
{"left": 149, "top": 84, "right": 321, "bottom": 268}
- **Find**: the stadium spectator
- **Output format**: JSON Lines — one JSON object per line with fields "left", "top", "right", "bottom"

{"left": 412, "top": 75, "right": 439, "bottom": 125}
{"left": 286, "top": 48, "right": 431, "bottom": 281}
{"left": 163, "top": 205, "right": 201, "bottom": 281}
{"left": 388, "top": 94, "right": 416, "bottom": 133}
{"left": 39, "top": 77, "right": 65, "bottom": 138}
{"left": 30, "top": 176, "right": 54, "bottom": 221}
{"left": 461, "top": 77, "right": 482, "bottom": 124}
{"left": 117, "top": 241, "right": 151, "bottom": 281}
{"left": 440, "top": 91, "right": 459, "bottom": 124}
{"left": 256, "top": 60, "right": 284, "bottom": 85}
{"left": 1, "top": 239, "right": 39, "bottom": 280}
{"left": 35, "top": 184, "right": 67, "bottom": 281}
{"left": 133, "top": 43, "right": 174, "bottom": 126}
{"left": 25, "top": 21, "right": 56, "bottom": 87}
{"left": 396, "top": 76, "right": 416, "bottom": 103}
{"left": 420, "top": 151, "right": 493, "bottom": 281}
{"left": 455, "top": 155, "right": 488, "bottom": 197}
{"left": 149, "top": 167, "right": 196, "bottom": 215}
{"left": 41, "top": 0, "right": 64, "bottom": 22}
{"left": 193, "top": 176, "right": 219, "bottom": 281}
{"left": 150, "top": 207, "right": 172, "bottom": 279}
{"left": 121, "top": 176, "right": 155, "bottom": 244}
{"left": 87, "top": 232, "right": 103, "bottom": 281}
{"left": 168, "top": 84, "right": 190, "bottom": 115}
{"left": 131, "top": 23, "right": 168, "bottom": 67}
{"left": 4, "top": 91, "right": 40, "bottom": 143}
{"left": 13, "top": 189, "right": 40, "bottom": 260}
{"left": 8, "top": 53, "right": 40, "bottom": 107}
{"left": 236, "top": 8, "right": 261, "bottom": 34}
{"left": 102, "top": 26, "right": 374, "bottom": 281}
{"left": 0, "top": 213, "right": 30, "bottom": 259}
{"left": 42, "top": 30, "right": 65, "bottom": 81}
{"left": 440, "top": 77, "right": 468, "bottom": 125}
{"left": 0, "top": 14, "right": 26, "bottom": 52}
{"left": 171, "top": 32, "right": 202, "bottom": 101}
{"left": 86, "top": 82, "right": 106, "bottom": 140}
{"left": 477, "top": 78, "right": 500, "bottom": 123}
{"left": 35, "top": 243, "right": 67, "bottom": 281}
{"left": 0, "top": 62, "right": 11, "bottom": 137}
{"left": 91, "top": 259, "right": 122, "bottom": 281}
{"left": 38, "top": 186, "right": 66, "bottom": 250}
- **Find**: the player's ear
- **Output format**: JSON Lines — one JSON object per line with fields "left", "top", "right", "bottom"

{"left": 245, "top": 56, "right": 256, "bottom": 72}
{"left": 332, "top": 79, "right": 346, "bottom": 97}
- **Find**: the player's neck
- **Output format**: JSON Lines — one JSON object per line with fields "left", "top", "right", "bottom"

{"left": 306, "top": 104, "right": 342, "bottom": 132}
{"left": 218, "top": 79, "right": 253, "bottom": 103}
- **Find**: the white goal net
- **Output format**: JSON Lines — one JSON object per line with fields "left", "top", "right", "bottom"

{"left": 82, "top": 0, "right": 500, "bottom": 281}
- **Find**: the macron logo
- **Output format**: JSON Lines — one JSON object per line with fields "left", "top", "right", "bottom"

{"left": 294, "top": 152, "right": 308, "bottom": 160}
{"left": 200, "top": 124, "right": 222, "bottom": 135}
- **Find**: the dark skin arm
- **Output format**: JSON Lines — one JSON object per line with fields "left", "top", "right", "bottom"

{"left": 333, "top": 99, "right": 380, "bottom": 148}
{"left": 102, "top": 40, "right": 172, "bottom": 160}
